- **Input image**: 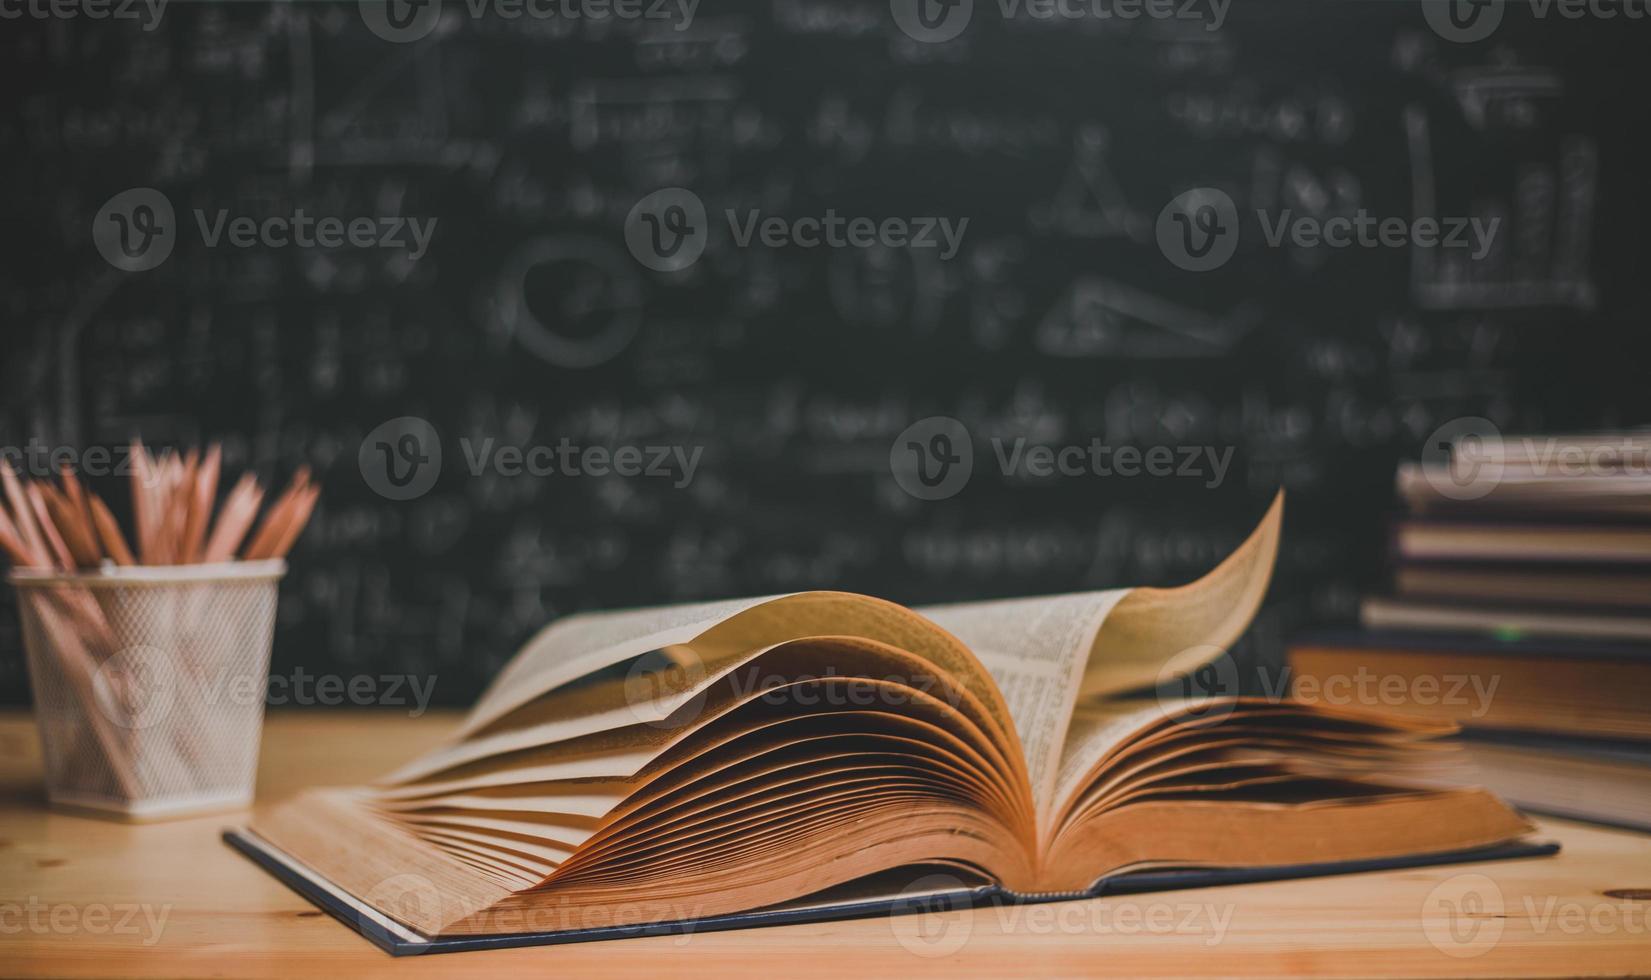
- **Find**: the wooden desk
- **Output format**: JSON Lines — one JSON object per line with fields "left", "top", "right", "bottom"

{"left": 1, "top": 710, "right": 1647, "bottom": 978}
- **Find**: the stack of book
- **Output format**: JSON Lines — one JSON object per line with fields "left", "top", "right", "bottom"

{"left": 1289, "top": 432, "right": 1651, "bottom": 831}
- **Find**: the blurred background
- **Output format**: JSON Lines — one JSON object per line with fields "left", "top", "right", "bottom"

{"left": 4, "top": 0, "right": 1649, "bottom": 709}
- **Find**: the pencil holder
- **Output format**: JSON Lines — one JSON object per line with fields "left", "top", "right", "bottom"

{"left": 10, "top": 560, "right": 286, "bottom": 820}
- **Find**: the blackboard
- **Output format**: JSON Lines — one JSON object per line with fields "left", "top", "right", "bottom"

{"left": 4, "top": 0, "right": 1650, "bottom": 707}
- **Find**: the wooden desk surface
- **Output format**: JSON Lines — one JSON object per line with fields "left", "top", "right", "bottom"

{"left": 1, "top": 710, "right": 1647, "bottom": 978}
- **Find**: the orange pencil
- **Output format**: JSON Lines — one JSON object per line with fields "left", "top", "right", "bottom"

{"left": 0, "top": 522, "right": 32, "bottom": 567}
{"left": 179, "top": 444, "right": 221, "bottom": 563}
{"left": 173, "top": 448, "right": 199, "bottom": 563}
{"left": 269, "top": 484, "right": 320, "bottom": 558}
{"left": 202, "top": 474, "right": 262, "bottom": 563}
{"left": 1, "top": 467, "right": 48, "bottom": 566}
{"left": 88, "top": 493, "right": 136, "bottom": 566}
{"left": 40, "top": 483, "right": 100, "bottom": 567}
{"left": 129, "top": 439, "right": 157, "bottom": 564}
{"left": 25, "top": 483, "right": 74, "bottom": 569}
{"left": 58, "top": 465, "right": 96, "bottom": 543}
{"left": 0, "top": 499, "right": 39, "bottom": 566}
{"left": 153, "top": 451, "right": 183, "bottom": 564}
{"left": 242, "top": 467, "right": 309, "bottom": 560}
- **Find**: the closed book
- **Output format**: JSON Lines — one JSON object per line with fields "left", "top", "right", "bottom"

{"left": 1392, "top": 563, "right": 1651, "bottom": 612}
{"left": 1360, "top": 595, "right": 1651, "bottom": 643}
{"left": 1288, "top": 631, "right": 1651, "bottom": 741}
{"left": 1392, "top": 518, "right": 1651, "bottom": 565}
{"left": 1420, "top": 733, "right": 1651, "bottom": 833}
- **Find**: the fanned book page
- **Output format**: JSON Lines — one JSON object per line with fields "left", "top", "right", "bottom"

{"left": 240, "top": 492, "right": 1541, "bottom": 944}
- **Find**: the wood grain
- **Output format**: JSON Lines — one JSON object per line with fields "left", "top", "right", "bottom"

{"left": 0, "top": 710, "right": 1646, "bottom": 978}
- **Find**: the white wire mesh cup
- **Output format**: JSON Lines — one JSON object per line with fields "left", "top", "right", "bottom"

{"left": 9, "top": 560, "right": 285, "bottom": 820}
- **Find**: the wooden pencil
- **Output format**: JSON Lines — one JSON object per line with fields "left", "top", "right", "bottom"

{"left": 88, "top": 493, "right": 136, "bottom": 566}
{"left": 26, "top": 483, "right": 75, "bottom": 569}
{"left": 0, "top": 495, "right": 34, "bottom": 565}
{"left": 240, "top": 498, "right": 290, "bottom": 560}
{"left": 242, "top": 467, "right": 309, "bottom": 560}
{"left": 130, "top": 439, "right": 157, "bottom": 565}
{"left": 0, "top": 447, "right": 321, "bottom": 572}
{"left": 153, "top": 451, "right": 183, "bottom": 564}
{"left": 173, "top": 448, "right": 199, "bottom": 564}
{"left": 0, "top": 497, "right": 35, "bottom": 566}
{"left": 58, "top": 465, "right": 96, "bottom": 549}
{"left": 179, "top": 444, "right": 221, "bottom": 563}
{"left": 1, "top": 467, "right": 49, "bottom": 566}
{"left": 269, "top": 484, "right": 321, "bottom": 559}
{"left": 40, "top": 483, "right": 100, "bottom": 568}
{"left": 202, "top": 474, "right": 263, "bottom": 563}
{"left": 0, "top": 443, "right": 330, "bottom": 810}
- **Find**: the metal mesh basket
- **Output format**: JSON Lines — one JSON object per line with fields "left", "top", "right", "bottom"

{"left": 10, "top": 561, "right": 285, "bottom": 820}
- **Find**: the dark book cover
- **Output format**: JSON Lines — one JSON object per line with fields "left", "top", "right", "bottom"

{"left": 224, "top": 829, "right": 1560, "bottom": 956}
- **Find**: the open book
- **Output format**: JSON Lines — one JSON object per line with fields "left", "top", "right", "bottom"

{"left": 237, "top": 494, "right": 1541, "bottom": 949}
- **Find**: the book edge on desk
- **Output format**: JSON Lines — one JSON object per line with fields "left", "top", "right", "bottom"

{"left": 221, "top": 829, "right": 1561, "bottom": 956}
{"left": 1291, "top": 628, "right": 1651, "bottom": 662}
